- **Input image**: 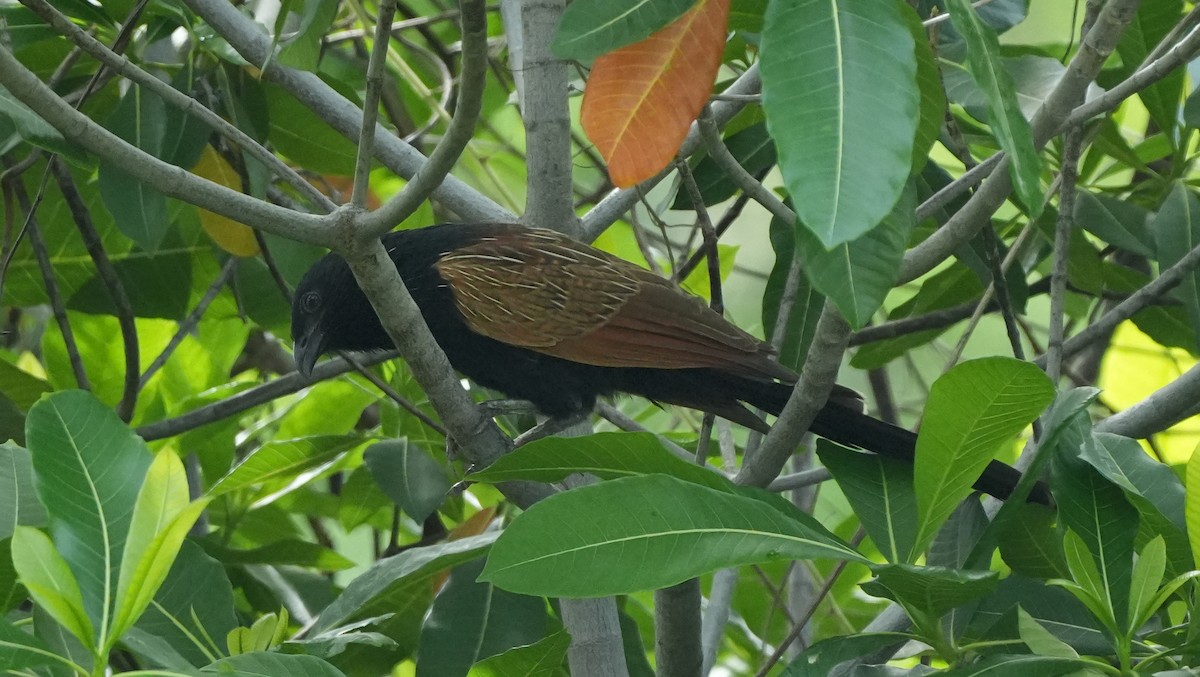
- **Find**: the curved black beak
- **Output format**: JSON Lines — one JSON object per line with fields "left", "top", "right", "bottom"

{"left": 294, "top": 322, "right": 326, "bottom": 378}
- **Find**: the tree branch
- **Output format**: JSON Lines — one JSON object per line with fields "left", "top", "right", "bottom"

{"left": 184, "top": 0, "right": 514, "bottom": 224}
{"left": 736, "top": 302, "right": 850, "bottom": 487}
{"left": 898, "top": 0, "right": 1139, "bottom": 285}
{"left": 49, "top": 160, "right": 139, "bottom": 421}
{"left": 0, "top": 46, "right": 333, "bottom": 245}
{"left": 360, "top": 0, "right": 491, "bottom": 235}
{"left": 513, "top": 0, "right": 580, "bottom": 234}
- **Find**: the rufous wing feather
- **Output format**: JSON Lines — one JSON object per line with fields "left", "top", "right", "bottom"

{"left": 436, "top": 228, "right": 793, "bottom": 381}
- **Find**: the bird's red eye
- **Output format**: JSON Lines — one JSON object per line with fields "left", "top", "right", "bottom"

{"left": 301, "top": 292, "right": 321, "bottom": 313}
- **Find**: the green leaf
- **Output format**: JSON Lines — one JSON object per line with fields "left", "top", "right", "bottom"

{"left": 10, "top": 526, "right": 94, "bottom": 648}
{"left": 480, "top": 474, "right": 864, "bottom": 596}
{"left": 816, "top": 441, "right": 916, "bottom": 564}
{"left": 337, "top": 467, "right": 393, "bottom": 531}
{"left": 468, "top": 630, "right": 569, "bottom": 677}
{"left": 779, "top": 632, "right": 914, "bottom": 676}
{"left": 111, "top": 451, "right": 210, "bottom": 647}
{"left": 946, "top": 0, "right": 1043, "bottom": 215}
{"left": 1082, "top": 433, "right": 1190, "bottom": 575}
{"left": 928, "top": 500, "right": 988, "bottom": 570}
{"left": 763, "top": 212, "right": 823, "bottom": 371}
{"left": 277, "top": 0, "right": 341, "bottom": 70}
{"left": 728, "top": 0, "right": 766, "bottom": 33}
{"left": 1052, "top": 440, "right": 1138, "bottom": 632}
{"left": 942, "top": 55, "right": 1102, "bottom": 124}
{"left": 280, "top": 615, "right": 398, "bottom": 660}
{"left": 1154, "top": 182, "right": 1200, "bottom": 352}
{"left": 201, "top": 538, "right": 355, "bottom": 571}
{"left": 967, "top": 576, "right": 1108, "bottom": 655}
{"left": 265, "top": 84, "right": 359, "bottom": 175}
{"left": 761, "top": 0, "right": 918, "bottom": 247}
{"left": 0, "top": 538, "right": 23, "bottom": 613}
{"left": 797, "top": 180, "right": 916, "bottom": 327}
{"left": 208, "top": 435, "right": 362, "bottom": 497}
{"left": 962, "top": 389, "right": 1100, "bottom": 571}
{"left": 1058, "top": 529, "right": 1116, "bottom": 632}
{"left": 1073, "top": 191, "right": 1154, "bottom": 258}
{"left": 0, "top": 85, "right": 92, "bottom": 166}
{"left": 863, "top": 564, "right": 998, "bottom": 621}
{"left": 0, "top": 359, "right": 51, "bottom": 411}
{"left": 0, "top": 616, "right": 61, "bottom": 673}
{"left": 0, "top": 441, "right": 45, "bottom": 540}
{"left": 200, "top": 651, "right": 346, "bottom": 676}
{"left": 551, "top": 0, "right": 698, "bottom": 61}
{"left": 417, "top": 559, "right": 548, "bottom": 677}
{"left": 997, "top": 504, "right": 1067, "bottom": 580}
{"left": 1188, "top": 442, "right": 1200, "bottom": 570}
{"left": 99, "top": 84, "right": 170, "bottom": 251}
{"left": 228, "top": 610, "right": 289, "bottom": 655}
{"left": 364, "top": 439, "right": 450, "bottom": 523}
{"left": 313, "top": 534, "right": 498, "bottom": 634}
{"left": 939, "top": 654, "right": 1098, "bottom": 677}
{"left": 1016, "top": 607, "right": 1079, "bottom": 659}
{"left": 1127, "top": 536, "right": 1165, "bottom": 633}
{"left": 133, "top": 540, "right": 237, "bottom": 667}
{"left": 467, "top": 431, "right": 727, "bottom": 491}
{"left": 25, "top": 389, "right": 152, "bottom": 644}
{"left": 1116, "top": 0, "right": 1183, "bottom": 136}
{"left": 910, "top": 358, "right": 1054, "bottom": 558}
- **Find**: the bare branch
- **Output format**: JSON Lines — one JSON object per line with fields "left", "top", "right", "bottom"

{"left": 184, "top": 0, "right": 514, "bottom": 224}
{"left": 360, "top": 0, "right": 491, "bottom": 235}
{"left": 0, "top": 46, "right": 333, "bottom": 245}
{"left": 49, "top": 160, "right": 139, "bottom": 421}
{"left": 17, "top": 0, "right": 336, "bottom": 213}
{"left": 736, "top": 302, "right": 850, "bottom": 487}
{"left": 351, "top": 0, "right": 398, "bottom": 209}
{"left": 898, "top": 0, "right": 1139, "bottom": 285}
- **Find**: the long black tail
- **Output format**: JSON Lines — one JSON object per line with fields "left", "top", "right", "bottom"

{"left": 746, "top": 380, "right": 1049, "bottom": 505}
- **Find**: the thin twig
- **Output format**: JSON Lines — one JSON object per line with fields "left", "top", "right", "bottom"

{"left": 675, "top": 158, "right": 723, "bottom": 312}
{"left": 352, "top": 0, "right": 397, "bottom": 209}
{"left": 359, "top": 0, "right": 491, "bottom": 235}
{"left": 753, "top": 529, "right": 867, "bottom": 677}
{"left": 3, "top": 162, "right": 90, "bottom": 389}
{"left": 675, "top": 189, "right": 754, "bottom": 281}
{"left": 140, "top": 258, "right": 238, "bottom": 389}
{"left": 1035, "top": 238, "right": 1200, "bottom": 369}
{"left": 137, "top": 351, "right": 400, "bottom": 440}
{"left": 339, "top": 353, "right": 447, "bottom": 437}
{"left": 17, "top": 0, "right": 336, "bottom": 213}
{"left": 1046, "top": 128, "right": 1084, "bottom": 382}
{"left": 49, "top": 160, "right": 139, "bottom": 421}
{"left": 696, "top": 105, "right": 794, "bottom": 225}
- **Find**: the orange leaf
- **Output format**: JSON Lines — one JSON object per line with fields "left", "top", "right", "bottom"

{"left": 449, "top": 506, "right": 496, "bottom": 540}
{"left": 190, "top": 146, "right": 260, "bottom": 257}
{"left": 581, "top": 0, "right": 730, "bottom": 188}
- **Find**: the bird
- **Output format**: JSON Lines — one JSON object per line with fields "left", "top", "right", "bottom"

{"left": 291, "top": 222, "right": 1042, "bottom": 503}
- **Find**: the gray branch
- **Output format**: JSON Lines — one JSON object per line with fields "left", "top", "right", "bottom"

{"left": 512, "top": 0, "right": 580, "bottom": 234}
{"left": 736, "top": 302, "right": 851, "bottom": 487}
{"left": 0, "top": 45, "right": 333, "bottom": 245}
{"left": 361, "top": 0, "right": 492, "bottom": 235}
{"left": 184, "top": 0, "right": 515, "bottom": 223}
{"left": 897, "top": 0, "right": 1139, "bottom": 285}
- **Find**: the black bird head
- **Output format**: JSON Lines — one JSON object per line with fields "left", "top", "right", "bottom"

{"left": 291, "top": 250, "right": 390, "bottom": 377}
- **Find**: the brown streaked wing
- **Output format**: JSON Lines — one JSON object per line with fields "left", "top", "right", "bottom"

{"left": 434, "top": 229, "right": 642, "bottom": 347}
{"left": 541, "top": 279, "right": 795, "bottom": 381}
{"left": 437, "top": 228, "right": 794, "bottom": 381}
